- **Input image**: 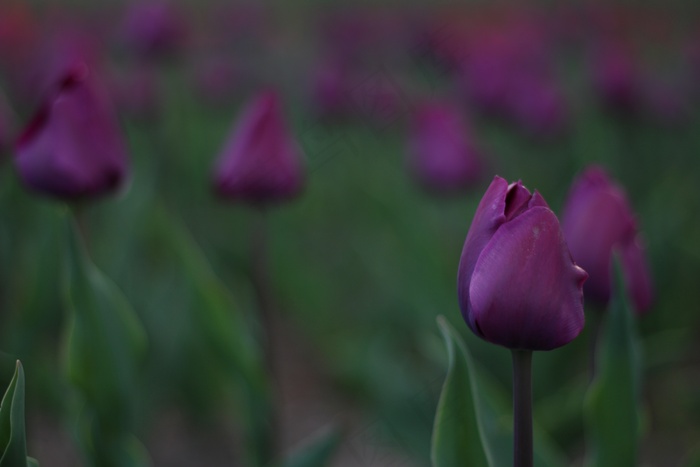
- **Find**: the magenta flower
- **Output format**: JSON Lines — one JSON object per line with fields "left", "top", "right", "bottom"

{"left": 212, "top": 91, "right": 305, "bottom": 204}
{"left": 407, "top": 101, "right": 482, "bottom": 193}
{"left": 119, "top": 1, "right": 186, "bottom": 60}
{"left": 507, "top": 73, "right": 570, "bottom": 138}
{"left": 457, "top": 177, "right": 587, "bottom": 351}
{"left": 561, "top": 166, "right": 653, "bottom": 313}
{"left": 14, "top": 64, "right": 129, "bottom": 200}
{"left": 591, "top": 42, "right": 640, "bottom": 114}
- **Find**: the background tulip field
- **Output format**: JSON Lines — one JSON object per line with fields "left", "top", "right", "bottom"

{"left": 1, "top": 1, "right": 700, "bottom": 466}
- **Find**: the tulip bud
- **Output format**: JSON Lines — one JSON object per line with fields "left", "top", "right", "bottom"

{"left": 119, "top": 1, "right": 186, "bottom": 61}
{"left": 212, "top": 91, "right": 305, "bottom": 204}
{"left": 406, "top": 101, "right": 482, "bottom": 193}
{"left": 14, "top": 64, "right": 129, "bottom": 200}
{"left": 590, "top": 43, "right": 640, "bottom": 114}
{"left": 457, "top": 176, "right": 587, "bottom": 350}
{"left": 561, "top": 166, "right": 653, "bottom": 313}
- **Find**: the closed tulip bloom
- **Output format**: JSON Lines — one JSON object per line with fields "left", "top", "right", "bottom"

{"left": 407, "top": 101, "right": 482, "bottom": 193}
{"left": 14, "top": 64, "right": 129, "bottom": 199}
{"left": 561, "top": 166, "right": 653, "bottom": 313}
{"left": 212, "top": 91, "right": 305, "bottom": 204}
{"left": 457, "top": 177, "right": 587, "bottom": 351}
{"left": 120, "top": 1, "right": 186, "bottom": 61}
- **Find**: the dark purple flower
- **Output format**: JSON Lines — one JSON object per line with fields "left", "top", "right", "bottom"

{"left": 309, "top": 59, "right": 353, "bottom": 120}
{"left": 212, "top": 91, "right": 305, "bottom": 204}
{"left": 561, "top": 166, "right": 653, "bottom": 313}
{"left": 457, "top": 176, "right": 587, "bottom": 351}
{"left": 590, "top": 42, "right": 640, "bottom": 114}
{"left": 506, "top": 73, "right": 570, "bottom": 138}
{"left": 14, "top": 64, "right": 129, "bottom": 200}
{"left": 407, "top": 101, "right": 482, "bottom": 193}
{"left": 119, "top": 1, "right": 186, "bottom": 60}
{"left": 639, "top": 76, "right": 691, "bottom": 127}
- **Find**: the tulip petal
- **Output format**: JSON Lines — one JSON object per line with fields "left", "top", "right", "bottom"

{"left": 561, "top": 167, "right": 636, "bottom": 305}
{"left": 213, "top": 91, "right": 305, "bottom": 204}
{"left": 469, "top": 207, "right": 586, "bottom": 350}
{"left": 457, "top": 176, "right": 509, "bottom": 333}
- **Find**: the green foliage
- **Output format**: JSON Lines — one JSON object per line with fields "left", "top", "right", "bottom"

{"left": 584, "top": 258, "right": 641, "bottom": 467}
{"left": 432, "top": 316, "right": 492, "bottom": 467}
{"left": 432, "top": 318, "right": 567, "bottom": 467}
{"left": 153, "top": 207, "right": 273, "bottom": 466}
{"left": 0, "top": 361, "right": 38, "bottom": 467}
{"left": 277, "top": 427, "right": 341, "bottom": 467}
{"left": 62, "top": 215, "right": 149, "bottom": 466}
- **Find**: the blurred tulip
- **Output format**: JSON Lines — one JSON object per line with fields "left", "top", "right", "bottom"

{"left": 457, "top": 176, "right": 587, "bottom": 350}
{"left": 14, "top": 64, "right": 129, "bottom": 200}
{"left": 212, "top": 91, "right": 305, "bottom": 204}
{"left": 639, "top": 76, "right": 691, "bottom": 127}
{"left": 561, "top": 166, "right": 653, "bottom": 313}
{"left": 507, "top": 73, "right": 570, "bottom": 138}
{"left": 591, "top": 42, "right": 640, "bottom": 114}
{"left": 406, "top": 101, "right": 482, "bottom": 193}
{"left": 309, "top": 59, "right": 353, "bottom": 120}
{"left": 119, "top": 1, "right": 186, "bottom": 61}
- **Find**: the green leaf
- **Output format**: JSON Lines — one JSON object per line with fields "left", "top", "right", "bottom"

{"left": 62, "top": 215, "right": 147, "bottom": 434}
{"left": 432, "top": 318, "right": 567, "bottom": 467}
{"left": 432, "top": 316, "right": 492, "bottom": 467}
{"left": 278, "top": 427, "right": 341, "bottom": 467}
{"left": 153, "top": 207, "right": 272, "bottom": 465}
{"left": 153, "top": 207, "right": 263, "bottom": 386}
{"left": 584, "top": 258, "right": 641, "bottom": 467}
{"left": 0, "top": 361, "right": 36, "bottom": 467}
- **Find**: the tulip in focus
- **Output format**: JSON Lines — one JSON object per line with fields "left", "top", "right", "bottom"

{"left": 14, "top": 64, "right": 129, "bottom": 199}
{"left": 407, "top": 101, "right": 482, "bottom": 193}
{"left": 561, "top": 166, "right": 653, "bottom": 313}
{"left": 457, "top": 176, "right": 587, "bottom": 350}
{"left": 212, "top": 91, "right": 305, "bottom": 204}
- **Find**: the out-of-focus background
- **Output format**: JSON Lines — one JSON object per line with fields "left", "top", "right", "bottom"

{"left": 1, "top": 1, "right": 699, "bottom": 465}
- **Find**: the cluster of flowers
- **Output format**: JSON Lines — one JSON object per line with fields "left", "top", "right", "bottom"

{"left": 2, "top": 2, "right": 655, "bottom": 347}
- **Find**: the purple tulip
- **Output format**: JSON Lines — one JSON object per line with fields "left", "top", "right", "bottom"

{"left": 212, "top": 91, "right": 305, "bottom": 204}
{"left": 457, "top": 176, "right": 587, "bottom": 351}
{"left": 590, "top": 42, "right": 640, "bottom": 114}
{"left": 309, "top": 59, "right": 353, "bottom": 120}
{"left": 561, "top": 166, "right": 653, "bottom": 313}
{"left": 506, "top": 72, "right": 570, "bottom": 138}
{"left": 407, "top": 101, "right": 482, "bottom": 193}
{"left": 14, "top": 64, "right": 129, "bottom": 200}
{"left": 119, "top": 1, "right": 186, "bottom": 61}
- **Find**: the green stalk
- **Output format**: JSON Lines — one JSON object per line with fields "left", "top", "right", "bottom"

{"left": 512, "top": 350, "right": 533, "bottom": 467}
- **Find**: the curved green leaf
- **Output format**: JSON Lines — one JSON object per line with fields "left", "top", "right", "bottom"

{"left": 432, "top": 317, "right": 492, "bottom": 467}
{"left": 278, "top": 427, "right": 341, "bottom": 467}
{"left": 0, "top": 361, "right": 37, "bottom": 467}
{"left": 432, "top": 318, "right": 567, "bottom": 467}
{"left": 584, "top": 258, "right": 641, "bottom": 467}
{"left": 63, "top": 216, "right": 147, "bottom": 433}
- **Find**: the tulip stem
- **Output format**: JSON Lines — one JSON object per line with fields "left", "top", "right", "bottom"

{"left": 512, "top": 349, "right": 533, "bottom": 467}
{"left": 250, "top": 208, "right": 279, "bottom": 462}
